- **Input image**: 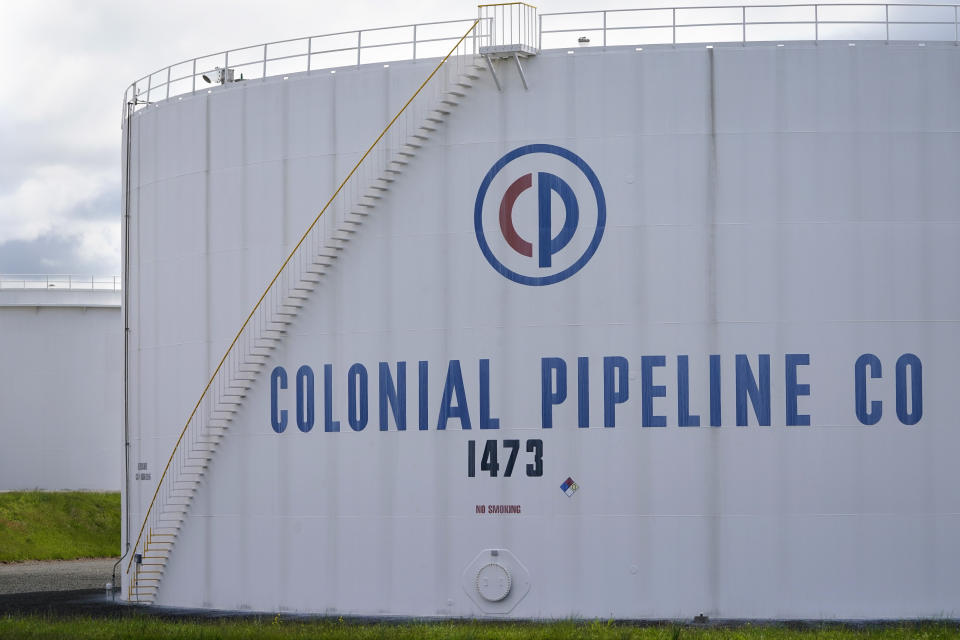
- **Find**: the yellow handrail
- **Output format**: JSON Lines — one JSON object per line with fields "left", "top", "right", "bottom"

{"left": 127, "top": 18, "right": 481, "bottom": 575}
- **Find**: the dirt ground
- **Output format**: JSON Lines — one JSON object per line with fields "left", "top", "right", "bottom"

{"left": 0, "top": 558, "right": 116, "bottom": 595}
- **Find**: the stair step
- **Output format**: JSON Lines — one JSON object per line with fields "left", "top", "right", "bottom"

{"left": 349, "top": 206, "right": 371, "bottom": 217}
{"left": 316, "top": 246, "right": 342, "bottom": 257}
{"left": 158, "top": 514, "right": 185, "bottom": 523}
{"left": 369, "top": 182, "right": 389, "bottom": 191}
{"left": 310, "top": 254, "right": 335, "bottom": 265}
{"left": 291, "top": 280, "right": 317, "bottom": 292}
{"left": 253, "top": 330, "right": 284, "bottom": 344}
{"left": 343, "top": 213, "right": 366, "bottom": 225}
{"left": 404, "top": 139, "right": 423, "bottom": 149}
{"left": 145, "top": 540, "right": 176, "bottom": 547}
{"left": 222, "top": 386, "right": 248, "bottom": 397}
{"left": 440, "top": 95, "right": 460, "bottom": 105}
{"left": 272, "top": 305, "right": 298, "bottom": 316}
{"left": 279, "top": 297, "right": 305, "bottom": 308}
{"left": 447, "top": 88, "right": 467, "bottom": 97}
{"left": 305, "top": 264, "right": 330, "bottom": 276}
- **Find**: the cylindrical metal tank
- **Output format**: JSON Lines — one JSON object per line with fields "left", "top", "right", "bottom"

{"left": 0, "top": 284, "right": 121, "bottom": 491}
{"left": 122, "top": 6, "right": 960, "bottom": 618}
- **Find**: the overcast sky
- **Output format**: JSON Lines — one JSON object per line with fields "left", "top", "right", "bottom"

{"left": 0, "top": 0, "right": 945, "bottom": 277}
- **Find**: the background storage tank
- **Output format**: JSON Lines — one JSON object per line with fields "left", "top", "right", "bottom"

{"left": 121, "top": 3, "right": 960, "bottom": 618}
{"left": 0, "top": 277, "right": 121, "bottom": 491}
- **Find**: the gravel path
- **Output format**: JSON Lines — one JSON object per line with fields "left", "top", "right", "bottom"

{"left": 0, "top": 558, "right": 116, "bottom": 595}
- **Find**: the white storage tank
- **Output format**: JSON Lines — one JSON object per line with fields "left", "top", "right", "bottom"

{"left": 121, "top": 3, "right": 960, "bottom": 618}
{"left": 0, "top": 278, "right": 122, "bottom": 491}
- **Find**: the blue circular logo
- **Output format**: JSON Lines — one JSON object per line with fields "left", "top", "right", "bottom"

{"left": 474, "top": 144, "right": 606, "bottom": 286}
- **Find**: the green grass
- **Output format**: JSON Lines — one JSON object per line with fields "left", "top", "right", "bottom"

{"left": 0, "top": 618, "right": 957, "bottom": 640}
{"left": 0, "top": 491, "right": 120, "bottom": 562}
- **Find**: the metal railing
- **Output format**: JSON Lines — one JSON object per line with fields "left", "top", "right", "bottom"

{"left": 0, "top": 274, "right": 121, "bottom": 291}
{"left": 478, "top": 2, "right": 539, "bottom": 53}
{"left": 123, "top": 3, "right": 960, "bottom": 116}
{"left": 126, "top": 19, "right": 482, "bottom": 586}
{"left": 123, "top": 16, "right": 487, "bottom": 112}
{"left": 540, "top": 4, "right": 960, "bottom": 49}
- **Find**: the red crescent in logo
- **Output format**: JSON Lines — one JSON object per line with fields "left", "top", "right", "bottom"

{"left": 498, "top": 173, "right": 533, "bottom": 257}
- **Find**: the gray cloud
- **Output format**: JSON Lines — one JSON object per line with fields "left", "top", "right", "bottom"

{"left": 0, "top": 230, "right": 119, "bottom": 275}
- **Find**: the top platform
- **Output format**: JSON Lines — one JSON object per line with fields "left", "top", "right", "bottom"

{"left": 124, "top": 2, "right": 960, "bottom": 113}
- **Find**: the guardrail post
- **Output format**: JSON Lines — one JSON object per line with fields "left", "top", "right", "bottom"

{"left": 603, "top": 10, "right": 607, "bottom": 47}
{"left": 413, "top": 24, "right": 418, "bottom": 60}
{"left": 814, "top": 4, "right": 819, "bottom": 43}
{"left": 357, "top": 31, "right": 362, "bottom": 68}
{"left": 307, "top": 38, "right": 312, "bottom": 72}
{"left": 672, "top": 8, "right": 677, "bottom": 45}
{"left": 742, "top": 6, "right": 747, "bottom": 44}
{"left": 146, "top": 74, "right": 152, "bottom": 104}
{"left": 262, "top": 45, "right": 267, "bottom": 78}
{"left": 885, "top": 4, "right": 889, "bottom": 42}
{"left": 191, "top": 60, "right": 196, "bottom": 93}
{"left": 166, "top": 67, "right": 171, "bottom": 100}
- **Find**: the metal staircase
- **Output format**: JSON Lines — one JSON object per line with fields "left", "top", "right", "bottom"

{"left": 126, "top": 22, "right": 486, "bottom": 603}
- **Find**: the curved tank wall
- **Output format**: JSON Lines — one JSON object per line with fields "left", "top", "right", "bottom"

{"left": 0, "top": 290, "right": 121, "bottom": 491}
{"left": 124, "top": 41, "right": 960, "bottom": 618}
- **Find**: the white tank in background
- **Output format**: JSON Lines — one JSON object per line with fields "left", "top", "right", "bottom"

{"left": 0, "top": 276, "right": 122, "bottom": 491}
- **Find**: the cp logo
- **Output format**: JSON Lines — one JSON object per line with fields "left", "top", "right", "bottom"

{"left": 474, "top": 144, "right": 606, "bottom": 286}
